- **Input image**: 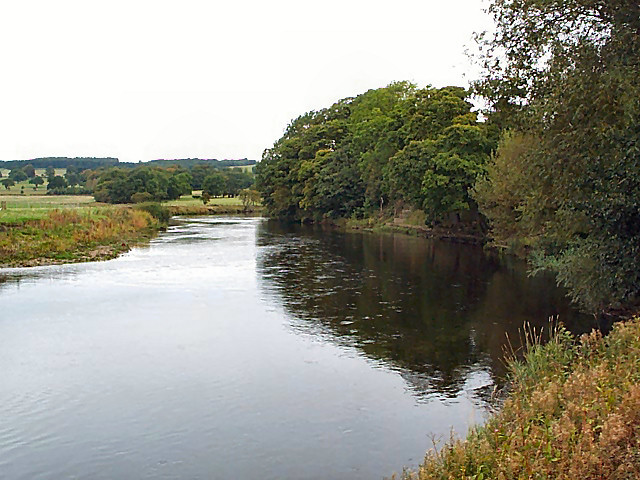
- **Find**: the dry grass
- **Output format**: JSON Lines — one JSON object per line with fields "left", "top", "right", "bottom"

{"left": 0, "top": 207, "right": 161, "bottom": 266}
{"left": 402, "top": 319, "right": 640, "bottom": 480}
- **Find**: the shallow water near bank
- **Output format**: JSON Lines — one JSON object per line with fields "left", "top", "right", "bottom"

{"left": 0, "top": 216, "right": 589, "bottom": 479}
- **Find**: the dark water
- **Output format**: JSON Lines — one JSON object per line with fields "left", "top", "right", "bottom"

{"left": 0, "top": 217, "right": 589, "bottom": 480}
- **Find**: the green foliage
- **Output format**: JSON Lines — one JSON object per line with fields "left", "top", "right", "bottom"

{"left": 0, "top": 157, "right": 118, "bottom": 170}
{"left": 131, "top": 191, "right": 155, "bottom": 203}
{"left": 202, "top": 172, "right": 227, "bottom": 197}
{"left": 238, "top": 188, "right": 261, "bottom": 211}
{"left": 474, "top": 0, "right": 640, "bottom": 314}
{"left": 46, "top": 186, "right": 92, "bottom": 195}
{"left": 29, "top": 176, "right": 45, "bottom": 189}
{"left": 1, "top": 178, "right": 15, "bottom": 190}
{"left": 134, "top": 202, "right": 171, "bottom": 225}
{"left": 93, "top": 167, "right": 193, "bottom": 204}
{"left": 22, "top": 164, "right": 36, "bottom": 178}
{"left": 224, "top": 170, "right": 254, "bottom": 196}
{"left": 47, "top": 176, "right": 68, "bottom": 190}
{"left": 9, "top": 169, "right": 28, "bottom": 182}
{"left": 256, "top": 83, "right": 495, "bottom": 222}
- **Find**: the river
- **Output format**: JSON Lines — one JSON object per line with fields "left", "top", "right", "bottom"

{"left": 0, "top": 216, "right": 589, "bottom": 479}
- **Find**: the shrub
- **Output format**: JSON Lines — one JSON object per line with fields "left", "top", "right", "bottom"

{"left": 131, "top": 192, "right": 155, "bottom": 204}
{"left": 134, "top": 202, "right": 170, "bottom": 225}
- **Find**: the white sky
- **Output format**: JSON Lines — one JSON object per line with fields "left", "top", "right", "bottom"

{"left": 0, "top": 0, "right": 493, "bottom": 162}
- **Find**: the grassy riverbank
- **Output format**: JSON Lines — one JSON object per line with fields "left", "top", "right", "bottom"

{"left": 0, "top": 191, "right": 262, "bottom": 267}
{"left": 402, "top": 318, "right": 640, "bottom": 479}
{"left": 163, "top": 194, "right": 263, "bottom": 216}
{"left": 0, "top": 207, "right": 164, "bottom": 267}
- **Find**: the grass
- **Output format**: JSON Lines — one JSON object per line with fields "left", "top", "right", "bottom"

{"left": 0, "top": 168, "right": 66, "bottom": 196}
{"left": 0, "top": 188, "right": 256, "bottom": 266}
{"left": 0, "top": 207, "right": 162, "bottom": 267}
{"left": 228, "top": 165, "right": 255, "bottom": 173}
{"left": 400, "top": 318, "right": 640, "bottom": 479}
{"left": 163, "top": 192, "right": 262, "bottom": 215}
{"left": 163, "top": 192, "right": 245, "bottom": 207}
{"left": 0, "top": 191, "right": 166, "bottom": 266}
{"left": 0, "top": 195, "right": 96, "bottom": 224}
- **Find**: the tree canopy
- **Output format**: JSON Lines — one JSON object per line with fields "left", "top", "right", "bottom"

{"left": 473, "top": 0, "right": 640, "bottom": 315}
{"left": 256, "top": 83, "right": 496, "bottom": 222}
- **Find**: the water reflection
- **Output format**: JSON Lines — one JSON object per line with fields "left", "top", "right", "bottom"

{"left": 256, "top": 221, "right": 590, "bottom": 398}
{"left": 0, "top": 217, "right": 591, "bottom": 480}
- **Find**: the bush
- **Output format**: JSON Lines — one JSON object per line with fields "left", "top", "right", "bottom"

{"left": 46, "top": 186, "right": 92, "bottom": 195}
{"left": 134, "top": 203, "right": 170, "bottom": 225}
{"left": 131, "top": 192, "right": 155, "bottom": 204}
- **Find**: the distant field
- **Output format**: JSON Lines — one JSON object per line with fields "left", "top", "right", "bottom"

{"left": 228, "top": 165, "right": 255, "bottom": 173}
{"left": 34, "top": 168, "right": 66, "bottom": 176}
{"left": 163, "top": 193, "right": 245, "bottom": 207}
{"left": 1, "top": 181, "right": 49, "bottom": 195}
{"left": 0, "top": 168, "right": 67, "bottom": 195}
{"left": 0, "top": 195, "right": 96, "bottom": 224}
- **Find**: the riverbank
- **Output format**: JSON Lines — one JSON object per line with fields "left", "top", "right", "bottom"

{"left": 0, "top": 207, "right": 164, "bottom": 267}
{"left": 402, "top": 317, "right": 640, "bottom": 479}
{"left": 167, "top": 204, "right": 263, "bottom": 216}
{"left": 327, "top": 211, "right": 486, "bottom": 245}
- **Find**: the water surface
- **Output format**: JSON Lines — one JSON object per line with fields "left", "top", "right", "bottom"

{"left": 0, "top": 217, "right": 588, "bottom": 479}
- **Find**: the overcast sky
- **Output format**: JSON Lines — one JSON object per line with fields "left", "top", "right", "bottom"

{"left": 0, "top": 0, "right": 493, "bottom": 162}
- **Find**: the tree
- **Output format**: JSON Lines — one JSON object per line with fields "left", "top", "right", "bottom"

{"left": 47, "top": 175, "right": 68, "bottom": 190}
{"left": 131, "top": 192, "right": 154, "bottom": 203}
{"left": 238, "top": 188, "right": 261, "bottom": 211}
{"left": 9, "top": 169, "right": 27, "bottom": 182}
{"left": 166, "top": 171, "right": 192, "bottom": 200}
{"left": 224, "top": 170, "right": 254, "bottom": 197}
{"left": 64, "top": 166, "right": 81, "bottom": 186}
{"left": 474, "top": 0, "right": 640, "bottom": 315}
{"left": 190, "top": 165, "right": 214, "bottom": 190}
{"left": 202, "top": 172, "right": 227, "bottom": 197}
{"left": 1, "top": 178, "right": 15, "bottom": 189}
{"left": 22, "top": 164, "right": 36, "bottom": 178}
{"left": 29, "top": 176, "right": 45, "bottom": 189}
{"left": 45, "top": 166, "right": 55, "bottom": 181}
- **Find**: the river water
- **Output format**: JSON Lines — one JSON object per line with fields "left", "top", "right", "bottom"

{"left": 0, "top": 217, "right": 588, "bottom": 479}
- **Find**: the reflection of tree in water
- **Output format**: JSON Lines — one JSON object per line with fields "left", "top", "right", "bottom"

{"left": 256, "top": 221, "right": 589, "bottom": 400}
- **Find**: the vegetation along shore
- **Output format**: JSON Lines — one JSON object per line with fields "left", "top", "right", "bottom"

{"left": 0, "top": 159, "right": 260, "bottom": 267}
{"left": 0, "top": 205, "right": 165, "bottom": 268}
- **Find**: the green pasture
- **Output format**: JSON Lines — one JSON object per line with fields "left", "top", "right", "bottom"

{"left": 0, "top": 194, "right": 95, "bottom": 224}
{"left": 0, "top": 168, "right": 67, "bottom": 195}
{"left": 163, "top": 192, "right": 245, "bottom": 207}
{"left": 228, "top": 165, "right": 255, "bottom": 173}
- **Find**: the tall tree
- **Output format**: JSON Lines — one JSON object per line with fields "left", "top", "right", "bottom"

{"left": 257, "top": 83, "right": 493, "bottom": 223}
{"left": 474, "top": 0, "right": 640, "bottom": 315}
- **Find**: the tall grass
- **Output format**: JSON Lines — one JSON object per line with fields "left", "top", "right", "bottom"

{"left": 402, "top": 318, "right": 640, "bottom": 479}
{"left": 0, "top": 207, "right": 161, "bottom": 266}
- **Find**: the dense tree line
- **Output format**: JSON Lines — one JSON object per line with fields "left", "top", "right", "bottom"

{"left": 256, "top": 83, "right": 497, "bottom": 222}
{"left": 0, "top": 157, "right": 119, "bottom": 169}
{"left": 93, "top": 167, "right": 193, "bottom": 203}
{"left": 120, "top": 158, "right": 257, "bottom": 169}
{"left": 0, "top": 157, "right": 256, "bottom": 170}
{"left": 256, "top": 0, "right": 639, "bottom": 317}
{"left": 473, "top": 0, "right": 640, "bottom": 317}
{"left": 92, "top": 166, "right": 254, "bottom": 203}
